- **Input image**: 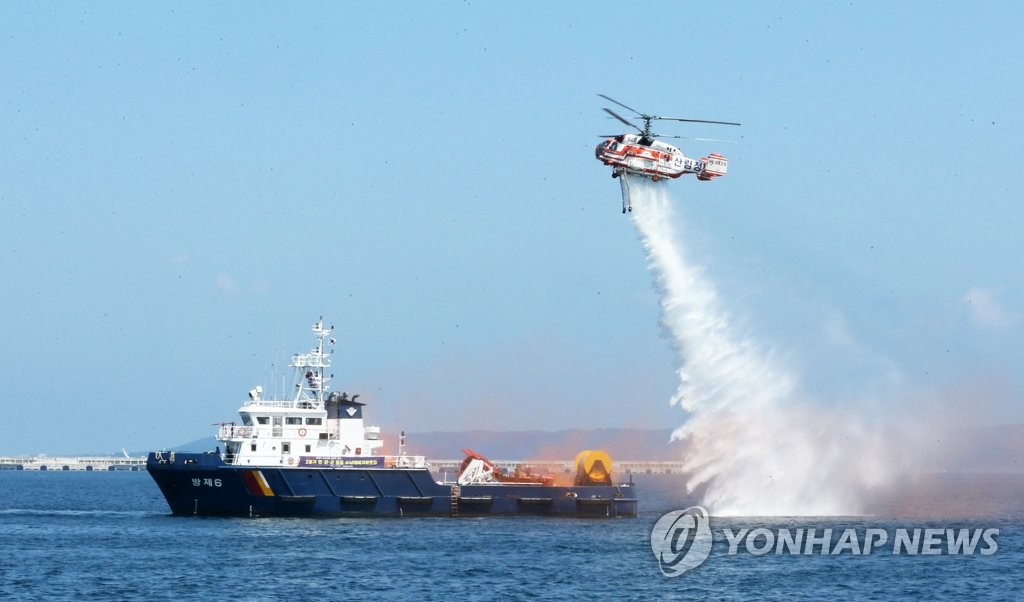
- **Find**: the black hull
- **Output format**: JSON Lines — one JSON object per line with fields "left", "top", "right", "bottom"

{"left": 147, "top": 452, "right": 638, "bottom": 518}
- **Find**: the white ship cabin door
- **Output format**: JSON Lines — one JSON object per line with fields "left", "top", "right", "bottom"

{"left": 272, "top": 416, "right": 283, "bottom": 438}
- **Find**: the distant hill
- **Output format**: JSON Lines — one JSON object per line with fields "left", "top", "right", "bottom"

{"left": 165, "top": 436, "right": 219, "bottom": 454}
{"left": 932, "top": 423, "right": 1024, "bottom": 473}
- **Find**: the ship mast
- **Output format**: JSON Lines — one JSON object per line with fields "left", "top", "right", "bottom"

{"left": 291, "top": 316, "right": 333, "bottom": 407}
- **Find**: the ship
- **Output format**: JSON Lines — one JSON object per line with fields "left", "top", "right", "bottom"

{"left": 146, "top": 318, "right": 638, "bottom": 518}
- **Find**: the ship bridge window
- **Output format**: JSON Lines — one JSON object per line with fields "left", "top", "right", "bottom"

{"left": 256, "top": 417, "right": 269, "bottom": 425}
{"left": 305, "top": 418, "right": 323, "bottom": 426}
{"left": 285, "top": 417, "right": 302, "bottom": 425}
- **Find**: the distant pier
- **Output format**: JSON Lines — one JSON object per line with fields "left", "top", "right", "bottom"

{"left": 0, "top": 455, "right": 147, "bottom": 471}
{"left": 1, "top": 455, "right": 685, "bottom": 475}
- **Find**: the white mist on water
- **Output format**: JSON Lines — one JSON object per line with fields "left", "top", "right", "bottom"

{"left": 627, "top": 176, "right": 910, "bottom": 516}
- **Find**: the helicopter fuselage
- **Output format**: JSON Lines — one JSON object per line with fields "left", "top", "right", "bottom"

{"left": 595, "top": 134, "right": 727, "bottom": 182}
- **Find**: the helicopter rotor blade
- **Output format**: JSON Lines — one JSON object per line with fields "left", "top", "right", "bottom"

{"left": 658, "top": 135, "right": 738, "bottom": 144}
{"left": 655, "top": 116, "right": 742, "bottom": 126}
{"left": 602, "top": 108, "right": 642, "bottom": 133}
{"left": 598, "top": 94, "right": 643, "bottom": 117}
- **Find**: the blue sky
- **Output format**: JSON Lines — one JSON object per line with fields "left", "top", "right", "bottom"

{"left": 1, "top": 2, "right": 1021, "bottom": 454}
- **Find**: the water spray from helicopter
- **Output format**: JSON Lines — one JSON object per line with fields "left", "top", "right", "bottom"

{"left": 594, "top": 96, "right": 927, "bottom": 515}
{"left": 625, "top": 177, "right": 920, "bottom": 515}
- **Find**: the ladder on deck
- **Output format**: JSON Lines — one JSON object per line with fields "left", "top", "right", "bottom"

{"left": 450, "top": 484, "right": 460, "bottom": 517}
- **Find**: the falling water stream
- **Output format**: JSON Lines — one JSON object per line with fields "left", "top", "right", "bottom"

{"left": 626, "top": 176, "right": 907, "bottom": 515}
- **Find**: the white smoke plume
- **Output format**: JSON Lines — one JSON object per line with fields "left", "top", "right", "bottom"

{"left": 627, "top": 176, "right": 915, "bottom": 516}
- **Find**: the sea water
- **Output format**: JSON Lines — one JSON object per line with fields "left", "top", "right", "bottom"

{"left": 0, "top": 471, "right": 1021, "bottom": 600}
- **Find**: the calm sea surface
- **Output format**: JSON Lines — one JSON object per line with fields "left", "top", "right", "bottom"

{"left": 1, "top": 471, "right": 1021, "bottom": 600}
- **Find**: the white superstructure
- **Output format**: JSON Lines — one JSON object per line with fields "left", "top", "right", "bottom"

{"left": 215, "top": 317, "right": 422, "bottom": 468}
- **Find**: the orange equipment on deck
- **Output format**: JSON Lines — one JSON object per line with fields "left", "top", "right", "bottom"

{"left": 573, "top": 450, "right": 613, "bottom": 486}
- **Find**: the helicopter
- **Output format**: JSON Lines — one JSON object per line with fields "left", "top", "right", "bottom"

{"left": 594, "top": 94, "right": 740, "bottom": 212}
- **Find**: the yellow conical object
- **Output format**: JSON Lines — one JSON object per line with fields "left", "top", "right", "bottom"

{"left": 574, "top": 450, "right": 612, "bottom": 485}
